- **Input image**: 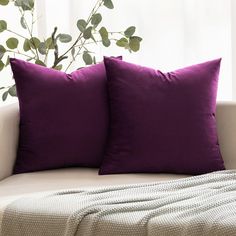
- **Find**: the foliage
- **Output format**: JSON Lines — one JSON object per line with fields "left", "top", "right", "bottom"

{"left": 0, "top": 0, "right": 142, "bottom": 101}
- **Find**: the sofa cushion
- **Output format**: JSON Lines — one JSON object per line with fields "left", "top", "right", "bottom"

{"left": 100, "top": 57, "right": 225, "bottom": 175}
{"left": 10, "top": 58, "right": 114, "bottom": 174}
{"left": 0, "top": 168, "right": 189, "bottom": 197}
{"left": 0, "top": 168, "right": 189, "bottom": 225}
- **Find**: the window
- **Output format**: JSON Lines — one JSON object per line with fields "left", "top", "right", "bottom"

{"left": 0, "top": 0, "right": 234, "bottom": 105}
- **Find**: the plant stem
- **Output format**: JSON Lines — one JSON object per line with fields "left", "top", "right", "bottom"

{"left": 51, "top": 27, "right": 68, "bottom": 68}
{"left": 109, "top": 31, "right": 124, "bottom": 34}
{"left": 75, "top": 38, "right": 118, "bottom": 47}
{"left": 17, "top": 7, "right": 39, "bottom": 59}
{"left": 64, "top": 37, "right": 117, "bottom": 72}
{"left": 44, "top": 44, "right": 49, "bottom": 64}
{"left": 6, "top": 49, "right": 35, "bottom": 59}
{"left": 63, "top": 0, "right": 104, "bottom": 72}
{"left": 54, "top": 0, "right": 102, "bottom": 69}
{"left": 94, "top": 31, "right": 124, "bottom": 36}
{"left": 64, "top": 38, "right": 87, "bottom": 72}
{"left": 6, "top": 28, "right": 36, "bottom": 57}
{"left": 30, "top": 9, "right": 34, "bottom": 35}
{"left": 60, "top": 0, "right": 102, "bottom": 59}
{"left": 6, "top": 29, "right": 28, "bottom": 40}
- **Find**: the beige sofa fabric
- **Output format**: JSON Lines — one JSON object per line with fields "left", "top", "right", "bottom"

{"left": 0, "top": 102, "right": 235, "bottom": 198}
{"left": 0, "top": 168, "right": 189, "bottom": 197}
{"left": 0, "top": 104, "right": 19, "bottom": 181}
{"left": 216, "top": 102, "right": 236, "bottom": 170}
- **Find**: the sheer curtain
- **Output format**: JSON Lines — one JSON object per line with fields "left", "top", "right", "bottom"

{"left": 0, "top": 0, "right": 234, "bottom": 105}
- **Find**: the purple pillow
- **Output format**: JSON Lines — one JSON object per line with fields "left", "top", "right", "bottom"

{"left": 99, "top": 57, "right": 225, "bottom": 175}
{"left": 11, "top": 58, "right": 117, "bottom": 174}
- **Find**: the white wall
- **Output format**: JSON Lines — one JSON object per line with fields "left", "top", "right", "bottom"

{"left": 97, "top": 0, "right": 232, "bottom": 100}
{"left": 0, "top": 0, "right": 234, "bottom": 105}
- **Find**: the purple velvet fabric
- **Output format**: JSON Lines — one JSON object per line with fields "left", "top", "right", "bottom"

{"left": 99, "top": 57, "right": 225, "bottom": 175}
{"left": 11, "top": 58, "right": 111, "bottom": 174}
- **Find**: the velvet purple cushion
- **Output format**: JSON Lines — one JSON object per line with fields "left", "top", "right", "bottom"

{"left": 99, "top": 57, "right": 225, "bottom": 175}
{"left": 11, "top": 58, "right": 114, "bottom": 174}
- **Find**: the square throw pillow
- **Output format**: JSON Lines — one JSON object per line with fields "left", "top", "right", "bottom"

{"left": 11, "top": 58, "right": 120, "bottom": 174}
{"left": 99, "top": 57, "right": 225, "bottom": 175}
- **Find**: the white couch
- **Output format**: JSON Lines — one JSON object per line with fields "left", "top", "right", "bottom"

{"left": 0, "top": 102, "right": 236, "bottom": 198}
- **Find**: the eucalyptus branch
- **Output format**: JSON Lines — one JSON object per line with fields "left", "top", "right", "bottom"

{"left": 18, "top": 7, "right": 39, "bottom": 59}
{"left": 51, "top": 27, "right": 59, "bottom": 67}
{"left": 75, "top": 38, "right": 118, "bottom": 47}
{"left": 51, "top": 27, "right": 68, "bottom": 68}
{"left": 87, "top": 0, "right": 103, "bottom": 23}
{"left": 44, "top": 44, "right": 49, "bottom": 64}
{"left": 30, "top": 9, "right": 34, "bottom": 35}
{"left": 55, "top": 0, "right": 103, "bottom": 68}
{"left": 94, "top": 30, "right": 124, "bottom": 36}
{"left": 64, "top": 0, "right": 104, "bottom": 72}
{"left": 6, "top": 29, "right": 27, "bottom": 39}
{"left": 65, "top": 37, "right": 118, "bottom": 72}
{"left": 65, "top": 38, "right": 87, "bottom": 72}
{"left": 6, "top": 49, "right": 35, "bottom": 59}
{"left": 82, "top": 45, "right": 91, "bottom": 52}
{"left": 0, "top": 0, "right": 142, "bottom": 101}
{"left": 108, "top": 31, "right": 123, "bottom": 34}
{"left": 18, "top": 8, "right": 30, "bottom": 36}
{"left": 6, "top": 28, "right": 36, "bottom": 57}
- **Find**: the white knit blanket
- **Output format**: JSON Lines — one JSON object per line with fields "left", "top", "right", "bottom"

{"left": 1, "top": 170, "right": 236, "bottom": 236}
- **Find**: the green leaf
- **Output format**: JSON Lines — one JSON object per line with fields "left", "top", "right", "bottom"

{"left": 103, "top": 0, "right": 114, "bottom": 9}
{"left": 14, "top": 0, "right": 21, "bottom": 7}
{"left": 8, "top": 85, "right": 17, "bottom": 97}
{"left": 0, "top": 0, "right": 9, "bottom": 6}
{"left": 35, "top": 59, "right": 46, "bottom": 66}
{"left": 30, "top": 37, "right": 40, "bottom": 49}
{"left": 54, "top": 64, "right": 62, "bottom": 71}
{"left": 116, "top": 37, "right": 128, "bottom": 47}
{"left": 99, "top": 27, "right": 108, "bottom": 39}
{"left": 6, "top": 37, "right": 19, "bottom": 49}
{"left": 82, "top": 52, "right": 93, "bottom": 65}
{"left": 45, "top": 37, "right": 54, "bottom": 49}
{"left": 20, "top": 16, "right": 27, "bottom": 29}
{"left": 5, "top": 55, "right": 10, "bottom": 66}
{"left": 14, "top": 0, "right": 21, "bottom": 6}
{"left": 93, "top": 56, "right": 96, "bottom": 64}
{"left": 130, "top": 36, "right": 142, "bottom": 43}
{"left": 91, "top": 13, "right": 102, "bottom": 27}
{"left": 0, "top": 87, "right": 5, "bottom": 90}
{"left": 58, "top": 34, "right": 72, "bottom": 43}
{"left": 71, "top": 47, "right": 75, "bottom": 59}
{"left": 26, "top": 0, "right": 34, "bottom": 9}
{"left": 38, "top": 42, "right": 47, "bottom": 55}
{"left": 2, "top": 91, "right": 8, "bottom": 101}
{"left": 15, "top": 0, "right": 34, "bottom": 11}
{"left": 102, "top": 38, "right": 111, "bottom": 47}
{"left": 77, "top": 19, "right": 87, "bottom": 33}
{"left": 0, "top": 60, "right": 4, "bottom": 71}
{"left": 0, "top": 45, "right": 6, "bottom": 59}
{"left": 124, "top": 26, "right": 136, "bottom": 38}
{"left": 0, "top": 20, "right": 7, "bottom": 33}
{"left": 83, "top": 26, "right": 92, "bottom": 39}
{"left": 129, "top": 37, "right": 140, "bottom": 52}
{"left": 90, "top": 34, "right": 97, "bottom": 44}
{"left": 23, "top": 39, "right": 31, "bottom": 51}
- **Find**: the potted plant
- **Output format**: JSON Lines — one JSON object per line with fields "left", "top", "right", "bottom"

{"left": 0, "top": 0, "right": 142, "bottom": 101}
